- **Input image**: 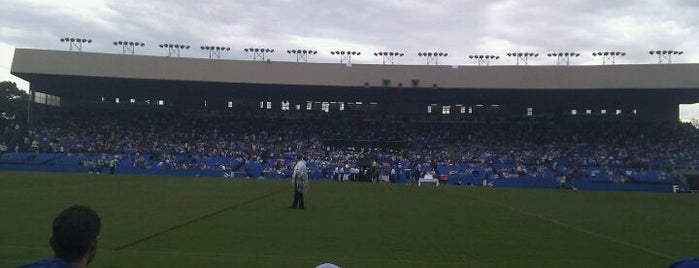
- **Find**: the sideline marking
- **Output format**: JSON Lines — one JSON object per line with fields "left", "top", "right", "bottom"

{"left": 113, "top": 187, "right": 285, "bottom": 251}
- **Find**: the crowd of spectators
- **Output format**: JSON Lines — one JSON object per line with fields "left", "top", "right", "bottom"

{"left": 2, "top": 109, "right": 698, "bottom": 183}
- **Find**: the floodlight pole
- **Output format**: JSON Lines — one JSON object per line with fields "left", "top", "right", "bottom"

{"left": 69, "top": 41, "right": 82, "bottom": 52}
{"left": 592, "top": 51, "right": 626, "bottom": 65}
{"left": 418, "top": 52, "right": 447, "bottom": 65}
{"left": 382, "top": 55, "right": 391, "bottom": 64}
{"left": 201, "top": 46, "right": 231, "bottom": 59}
{"left": 547, "top": 52, "right": 580, "bottom": 65}
{"left": 374, "top": 52, "right": 404, "bottom": 64}
{"left": 113, "top": 41, "right": 145, "bottom": 55}
{"left": 253, "top": 50, "right": 265, "bottom": 60}
{"left": 507, "top": 52, "right": 538, "bottom": 66}
{"left": 604, "top": 54, "right": 614, "bottom": 64}
{"left": 296, "top": 53, "right": 308, "bottom": 62}
{"left": 340, "top": 54, "right": 352, "bottom": 64}
{"left": 649, "top": 50, "right": 683, "bottom": 64}
{"left": 558, "top": 56, "right": 569, "bottom": 65}
{"left": 245, "top": 48, "right": 275, "bottom": 61}
{"left": 331, "top": 51, "right": 361, "bottom": 64}
{"left": 59, "top": 37, "right": 92, "bottom": 52}
{"left": 469, "top": 55, "right": 500, "bottom": 66}
{"left": 426, "top": 55, "right": 438, "bottom": 65}
{"left": 159, "top": 44, "right": 190, "bottom": 57}
{"left": 381, "top": 54, "right": 394, "bottom": 64}
{"left": 287, "top": 49, "right": 318, "bottom": 63}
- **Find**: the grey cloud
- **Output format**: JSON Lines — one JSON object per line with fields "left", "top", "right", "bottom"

{"left": 0, "top": 0, "right": 697, "bottom": 66}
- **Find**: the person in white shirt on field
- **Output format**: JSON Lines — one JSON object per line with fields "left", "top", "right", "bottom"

{"left": 289, "top": 155, "right": 308, "bottom": 209}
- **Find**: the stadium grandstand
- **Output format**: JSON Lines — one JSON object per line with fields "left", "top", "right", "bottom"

{"left": 3, "top": 48, "right": 699, "bottom": 192}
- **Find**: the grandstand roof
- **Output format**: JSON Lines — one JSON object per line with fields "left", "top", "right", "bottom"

{"left": 10, "top": 48, "right": 699, "bottom": 104}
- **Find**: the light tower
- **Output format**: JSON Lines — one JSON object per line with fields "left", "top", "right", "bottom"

{"left": 59, "top": 37, "right": 92, "bottom": 52}
{"left": 244, "top": 48, "right": 275, "bottom": 61}
{"left": 158, "top": 44, "right": 190, "bottom": 57}
{"left": 287, "top": 49, "right": 318, "bottom": 62}
{"left": 468, "top": 54, "right": 500, "bottom": 66}
{"left": 201, "top": 46, "right": 231, "bottom": 59}
{"left": 546, "top": 52, "right": 580, "bottom": 65}
{"left": 649, "top": 50, "right": 683, "bottom": 64}
{"left": 507, "top": 52, "right": 539, "bottom": 65}
{"left": 417, "top": 52, "right": 448, "bottom": 65}
{"left": 113, "top": 41, "right": 145, "bottom": 55}
{"left": 330, "top": 50, "right": 361, "bottom": 64}
{"left": 373, "top": 52, "right": 404, "bottom": 64}
{"left": 592, "top": 51, "right": 626, "bottom": 65}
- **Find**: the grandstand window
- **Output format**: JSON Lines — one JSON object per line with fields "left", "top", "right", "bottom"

{"left": 382, "top": 79, "right": 391, "bottom": 86}
{"left": 442, "top": 106, "right": 451, "bottom": 115}
{"left": 411, "top": 80, "right": 420, "bottom": 87}
{"left": 616, "top": 109, "right": 622, "bottom": 115}
{"left": 460, "top": 106, "right": 466, "bottom": 114}
{"left": 115, "top": 98, "right": 120, "bottom": 104}
{"left": 306, "top": 101, "right": 312, "bottom": 110}
{"left": 601, "top": 109, "right": 607, "bottom": 115}
{"left": 571, "top": 109, "right": 577, "bottom": 115}
{"left": 259, "top": 101, "right": 264, "bottom": 109}
{"left": 266, "top": 102, "right": 272, "bottom": 109}
{"left": 322, "top": 102, "right": 330, "bottom": 112}
{"left": 586, "top": 109, "right": 592, "bottom": 115}
{"left": 295, "top": 104, "right": 301, "bottom": 110}
{"left": 527, "top": 107, "right": 533, "bottom": 116}
{"left": 33, "top": 92, "right": 60, "bottom": 107}
{"left": 633, "top": 109, "right": 638, "bottom": 115}
{"left": 34, "top": 92, "right": 46, "bottom": 104}
{"left": 47, "top": 95, "right": 60, "bottom": 107}
{"left": 203, "top": 100, "right": 207, "bottom": 107}
{"left": 228, "top": 101, "right": 233, "bottom": 108}
{"left": 130, "top": 98, "right": 135, "bottom": 104}
{"left": 339, "top": 102, "right": 345, "bottom": 111}
{"left": 158, "top": 100, "right": 165, "bottom": 106}
{"left": 427, "top": 106, "right": 432, "bottom": 113}
{"left": 469, "top": 106, "right": 473, "bottom": 114}
{"left": 281, "top": 101, "right": 290, "bottom": 111}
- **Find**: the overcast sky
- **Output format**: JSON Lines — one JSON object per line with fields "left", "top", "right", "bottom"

{"left": 1, "top": 0, "right": 698, "bottom": 119}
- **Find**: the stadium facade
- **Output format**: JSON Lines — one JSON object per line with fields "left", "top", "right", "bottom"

{"left": 11, "top": 48, "right": 699, "bottom": 122}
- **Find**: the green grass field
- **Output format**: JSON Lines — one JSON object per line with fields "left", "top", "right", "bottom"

{"left": 1, "top": 171, "right": 697, "bottom": 267}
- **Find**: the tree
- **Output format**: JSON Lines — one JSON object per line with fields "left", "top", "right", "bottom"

{"left": 0, "top": 81, "right": 28, "bottom": 128}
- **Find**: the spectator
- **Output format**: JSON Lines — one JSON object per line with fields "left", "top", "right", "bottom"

{"left": 17, "top": 205, "right": 101, "bottom": 268}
